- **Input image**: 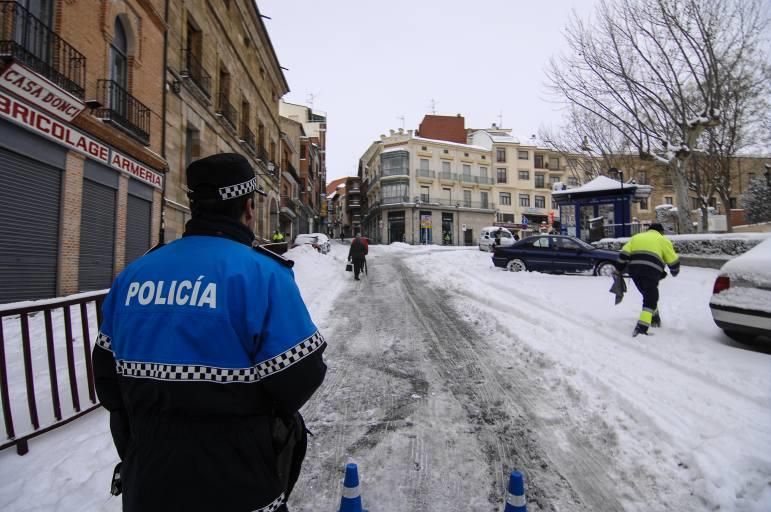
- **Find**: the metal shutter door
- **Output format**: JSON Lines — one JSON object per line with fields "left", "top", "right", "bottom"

{"left": 0, "top": 148, "right": 62, "bottom": 303}
{"left": 125, "top": 194, "right": 151, "bottom": 265}
{"left": 78, "top": 179, "right": 115, "bottom": 291}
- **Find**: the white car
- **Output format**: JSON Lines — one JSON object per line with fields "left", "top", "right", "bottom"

{"left": 292, "top": 234, "right": 330, "bottom": 254}
{"left": 709, "top": 237, "right": 771, "bottom": 344}
{"left": 478, "top": 226, "right": 516, "bottom": 252}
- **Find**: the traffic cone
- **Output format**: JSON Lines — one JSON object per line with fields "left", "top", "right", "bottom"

{"left": 339, "top": 462, "right": 367, "bottom": 512}
{"left": 503, "top": 470, "right": 527, "bottom": 512}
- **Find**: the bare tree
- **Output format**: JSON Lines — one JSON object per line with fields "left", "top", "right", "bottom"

{"left": 547, "top": 0, "right": 770, "bottom": 232}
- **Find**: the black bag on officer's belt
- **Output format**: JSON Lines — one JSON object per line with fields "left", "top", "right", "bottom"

{"left": 272, "top": 412, "right": 309, "bottom": 500}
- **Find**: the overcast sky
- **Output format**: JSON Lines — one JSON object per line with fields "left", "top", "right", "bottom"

{"left": 259, "top": 0, "right": 598, "bottom": 181}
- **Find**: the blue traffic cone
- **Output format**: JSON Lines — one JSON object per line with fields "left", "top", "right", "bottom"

{"left": 503, "top": 470, "right": 527, "bottom": 511}
{"left": 339, "top": 462, "right": 367, "bottom": 512}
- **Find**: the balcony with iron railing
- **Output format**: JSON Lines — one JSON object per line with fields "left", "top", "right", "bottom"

{"left": 180, "top": 48, "right": 211, "bottom": 98}
{"left": 94, "top": 79, "right": 150, "bottom": 145}
{"left": 215, "top": 92, "right": 237, "bottom": 130}
{"left": 415, "top": 168, "right": 436, "bottom": 180}
{"left": 240, "top": 124, "right": 256, "bottom": 153}
{"left": 0, "top": 1, "right": 86, "bottom": 99}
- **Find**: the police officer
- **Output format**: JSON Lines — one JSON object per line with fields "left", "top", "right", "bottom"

{"left": 272, "top": 229, "right": 285, "bottom": 242}
{"left": 619, "top": 223, "right": 680, "bottom": 336}
{"left": 92, "top": 153, "right": 327, "bottom": 511}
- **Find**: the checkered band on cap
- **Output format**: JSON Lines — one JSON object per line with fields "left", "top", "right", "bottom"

{"left": 115, "top": 331, "right": 326, "bottom": 384}
{"left": 251, "top": 493, "right": 285, "bottom": 512}
{"left": 219, "top": 176, "right": 257, "bottom": 200}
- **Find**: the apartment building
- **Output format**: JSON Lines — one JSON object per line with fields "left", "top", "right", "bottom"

{"left": 163, "top": 0, "right": 288, "bottom": 241}
{"left": 278, "top": 115, "right": 303, "bottom": 238}
{"left": 468, "top": 129, "right": 566, "bottom": 231}
{"left": 360, "top": 128, "right": 496, "bottom": 245}
{"left": 0, "top": 0, "right": 165, "bottom": 302}
{"left": 280, "top": 100, "right": 327, "bottom": 233}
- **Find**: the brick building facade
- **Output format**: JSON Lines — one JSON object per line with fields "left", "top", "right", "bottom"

{"left": 0, "top": 0, "right": 165, "bottom": 303}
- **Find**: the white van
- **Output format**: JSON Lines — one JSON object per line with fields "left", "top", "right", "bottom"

{"left": 478, "top": 226, "right": 515, "bottom": 252}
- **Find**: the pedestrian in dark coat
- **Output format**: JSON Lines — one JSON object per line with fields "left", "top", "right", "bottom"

{"left": 347, "top": 234, "right": 368, "bottom": 280}
{"left": 92, "top": 153, "right": 327, "bottom": 512}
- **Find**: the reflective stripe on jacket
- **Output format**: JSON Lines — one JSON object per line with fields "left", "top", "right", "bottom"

{"left": 620, "top": 230, "right": 680, "bottom": 274}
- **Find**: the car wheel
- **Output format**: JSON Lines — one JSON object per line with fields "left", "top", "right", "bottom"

{"left": 506, "top": 259, "right": 527, "bottom": 272}
{"left": 595, "top": 261, "right": 616, "bottom": 277}
{"left": 723, "top": 330, "right": 757, "bottom": 344}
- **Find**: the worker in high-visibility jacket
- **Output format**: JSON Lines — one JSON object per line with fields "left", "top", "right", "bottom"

{"left": 619, "top": 223, "right": 680, "bottom": 336}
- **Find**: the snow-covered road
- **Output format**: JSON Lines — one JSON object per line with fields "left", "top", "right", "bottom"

{"left": 291, "top": 242, "right": 771, "bottom": 511}
{"left": 1, "top": 241, "right": 769, "bottom": 511}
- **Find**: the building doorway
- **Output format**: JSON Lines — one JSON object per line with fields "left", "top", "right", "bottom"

{"left": 388, "top": 211, "right": 405, "bottom": 244}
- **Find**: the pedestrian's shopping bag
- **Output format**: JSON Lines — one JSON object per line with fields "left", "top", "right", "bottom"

{"left": 345, "top": 262, "right": 353, "bottom": 272}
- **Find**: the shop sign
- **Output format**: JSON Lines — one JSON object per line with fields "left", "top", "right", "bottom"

{"left": 0, "top": 62, "right": 85, "bottom": 122}
{"left": 0, "top": 91, "right": 162, "bottom": 189}
{"left": 420, "top": 214, "right": 432, "bottom": 228}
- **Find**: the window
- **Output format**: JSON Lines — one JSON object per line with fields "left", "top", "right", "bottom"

{"left": 549, "top": 157, "right": 559, "bottom": 170}
{"left": 568, "top": 158, "right": 578, "bottom": 170}
{"left": 184, "top": 126, "right": 200, "bottom": 171}
{"left": 518, "top": 170, "right": 529, "bottom": 180}
{"left": 479, "top": 166, "right": 488, "bottom": 178}
{"left": 498, "top": 213, "right": 515, "bottom": 223}
{"left": 550, "top": 175, "right": 560, "bottom": 185}
{"left": 518, "top": 150, "right": 528, "bottom": 160}
{"left": 639, "top": 198, "right": 649, "bottom": 210}
{"left": 419, "top": 158, "right": 429, "bottom": 170}
{"left": 442, "top": 161, "right": 451, "bottom": 173}
{"left": 665, "top": 196, "right": 673, "bottom": 205}
{"left": 496, "top": 148, "right": 506, "bottom": 163}
{"left": 480, "top": 191, "right": 489, "bottom": 209}
{"left": 420, "top": 185, "right": 430, "bottom": 203}
{"left": 664, "top": 173, "right": 673, "bottom": 186}
{"left": 299, "top": 141, "right": 306, "bottom": 159}
{"left": 532, "top": 237, "right": 549, "bottom": 248}
{"left": 497, "top": 168, "right": 507, "bottom": 183}
{"left": 567, "top": 176, "right": 578, "bottom": 186}
{"left": 535, "top": 174, "right": 545, "bottom": 188}
{"left": 730, "top": 197, "right": 737, "bottom": 209}
{"left": 551, "top": 198, "right": 558, "bottom": 210}
{"left": 421, "top": 146, "right": 427, "bottom": 150}
{"left": 481, "top": 155, "right": 486, "bottom": 160}
{"left": 558, "top": 238, "right": 582, "bottom": 250}
{"left": 519, "top": 194, "right": 530, "bottom": 207}
{"left": 443, "top": 149, "right": 449, "bottom": 154}
{"left": 110, "top": 18, "right": 129, "bottom": 90}
{"left": 534, "top": 195, "right": 545, "bottom": 208}
{"left": 464, "top": 152, "right": 469, "bottom": 157}
{"left": 443, "top": 187, "right": 452, "bottom": 202}
{"left": 499, "top": 192, "right": 511, "bottom": 205}
{"left": 637, "top": 171, "right": 648, "bottom": 185}
{"left": 462, "top": 164, "right": 471, "bottom": 175}
{"left": 534, "top": 154, "right": 544, "bottom": 168}
{"left": 691, "top": 197, "right": 700, "bottom": 210}
{"left": 463, "top": 189, "right": 472, "bottom": 207}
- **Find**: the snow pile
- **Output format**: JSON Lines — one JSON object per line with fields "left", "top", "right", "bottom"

{"left": 594, "top": 232, "right": 770, "bottom": 256}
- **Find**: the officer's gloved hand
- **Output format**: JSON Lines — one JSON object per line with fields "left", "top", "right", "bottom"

{"left": 671, "top": 268, "right": 680, "bottom": 277}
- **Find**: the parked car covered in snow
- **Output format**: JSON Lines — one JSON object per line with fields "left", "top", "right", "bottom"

{"left": 709, "top": 237, "right": 771, "bottom": 343}
{"left": 292, "top": 234, "right": 330, "bottom": 254}
{"left": 492, "top": 234, "right": 622, "bottom": 275}
{"left": 478, "top": 226, "right": 516, "bottom": 252}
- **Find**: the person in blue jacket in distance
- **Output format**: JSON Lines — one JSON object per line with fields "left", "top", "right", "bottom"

{"left": 92, "top": 153, "right": 327, "bottom": 512}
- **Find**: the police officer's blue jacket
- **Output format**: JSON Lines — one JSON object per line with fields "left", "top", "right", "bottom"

{"left": 93, "top": 222, "right": 327, "bottom": 512}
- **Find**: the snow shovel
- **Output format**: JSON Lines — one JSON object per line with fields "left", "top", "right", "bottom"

{"left": 609, "top": 271, "right": 626, "bottom": 305}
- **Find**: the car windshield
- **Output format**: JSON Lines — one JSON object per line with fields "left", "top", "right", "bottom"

{"left": 571, "top": 238, "right": 595, "bottom": 250}
{"left": 295, "top": 235, "right": 318, "bottom": 244}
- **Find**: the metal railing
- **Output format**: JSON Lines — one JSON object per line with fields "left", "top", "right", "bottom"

{"left": 240, "top": 124, "right": 256, "bottom": 153}
{"left": 215, "top": 92, "right": 237, "bottom": 129}
{"left": 280, "top": 195, "right": 297, "bottom": 211}
{"left": 415, "top": 168, "right": 436, "bottom": 179}
{"left": 0, "top": 291, "right": 107, "bottom": 455}
{"left": 438, "top": 171, "right": 457, "bottom": 181}
{"left": 180, "top": 48, "right": 211, "bottom": 98}
{"left": 0, "top": 1, "right": 86, "bottom": 98}
{"left": 95, "top": 79, "right": 151, "bottom": 145}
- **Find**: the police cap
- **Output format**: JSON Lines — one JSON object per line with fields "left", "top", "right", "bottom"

{"left": 186, "top": 153, "right": 257, "bottom": 202}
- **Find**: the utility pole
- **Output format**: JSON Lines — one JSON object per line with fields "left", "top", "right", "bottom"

{"left": 428, "top": 99, "right": 437, "bottom": 114}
